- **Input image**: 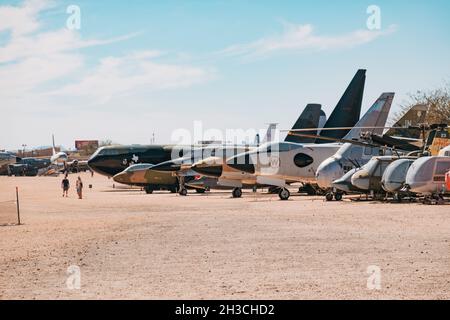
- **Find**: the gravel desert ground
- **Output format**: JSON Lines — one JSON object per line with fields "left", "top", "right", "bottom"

{"left": 1, "top": 172, "right": 449, "bottom": 300}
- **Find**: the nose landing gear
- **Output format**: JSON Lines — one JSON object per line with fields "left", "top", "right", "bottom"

{"left": 325, "top": 192, "right": 343, "bottom": 201}
{"left": 278, "top": 188, "right": 290, "bottom": 201}
{"left": 178, "top": 176, "right": 187, "bottom": 196}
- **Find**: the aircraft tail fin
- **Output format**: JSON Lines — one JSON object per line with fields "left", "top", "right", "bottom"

{"left": 52, "top": 134, "right": 56, "bottom": 156}
{"left": 318, "top": 110, "right": 327, "bottom": 130}
{"left": 284, "top": 104, "right": 322, "bottom": 143}
{"left": 317, "top": 69, "right": 366, "bottom": 142}
{"left": 386, "top": 104, "right": 428, "bottom": 139}
{"left": 343, "top": 92, "right": 395, "bottom": 140}
{"left": 254, "top": 133, "right": 261, "bottom": 146}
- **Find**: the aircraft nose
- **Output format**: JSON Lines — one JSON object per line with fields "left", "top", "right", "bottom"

{"left": 226, "top": 154, "right": 255, "bottom": 174}
{"left": 113, "top": 171, "right": 131, "bottom": 184}
{"left": 331, "top": 179, "right": 352, "bottom": 193}
{"left": 316, "top": 159, "right": 343, "bottom": 189}
{"left": 87, "top": 156, "right": 101, "bottom": 172}
{"left": 351, "top": 170, "right": 370, "bottom": 191}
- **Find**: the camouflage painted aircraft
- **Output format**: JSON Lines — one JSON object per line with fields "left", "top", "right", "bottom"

{"left": 110, "top": 121, "right": 302, "bottom": 194}
{"left": 90, "top": 69, "right": 365, "bottom": 196}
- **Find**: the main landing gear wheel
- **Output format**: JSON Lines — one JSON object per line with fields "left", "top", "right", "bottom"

{"left": 144, "top": 186, "right": 154, "bottom": 194}
{"left": 334, "top": 193, "right": 343, "bottom": 201}
{"left": 325, "top": 193, "right": 334, "bottom": 201}
{"left": 232, "top": 187, "right": 242, "bottom": 198}
{"left": 179, "top": 188, "right": 188, "bottom": 196}
{"left": 195, "top": 188, "right": 206, "bottom": 194}
{"left": 279, "top": 188, "right": 290, "bottom": 201}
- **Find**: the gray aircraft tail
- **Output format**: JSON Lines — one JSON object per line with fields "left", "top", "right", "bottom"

{"left": 343, "top": 92, "right": 395, "bottom": 140}
{"left": 316, "top": 69, "right": 366, "bottom": 143}
{"left": 284, "top": 104, "right": 322, "bottom": 143}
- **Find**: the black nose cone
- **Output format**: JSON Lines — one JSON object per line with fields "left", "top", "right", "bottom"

{"left": 226, "top": 154, "right": 255, "bottom": 174}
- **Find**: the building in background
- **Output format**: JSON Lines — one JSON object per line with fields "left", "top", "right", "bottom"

{"left": 75, "top": 140, "right": 99, "bottom": 157}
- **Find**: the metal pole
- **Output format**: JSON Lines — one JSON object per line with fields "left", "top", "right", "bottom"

{"left": 16, "top": 186, "right": 21, "bottom": 225}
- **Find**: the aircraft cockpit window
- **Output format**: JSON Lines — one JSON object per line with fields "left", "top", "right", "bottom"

{"left": 435, "top": 161, "right": 450, "bottom": 175}
{"left": 278, "top": 143, "right": 292, "bottom": 152}
{"left": 99, "top": 148, "right": 122, "bottom": 156}
{"left": 258, "top": 143, "right": 291, "bottom": 154}
{"left": 125, "top": 164, "right": 152, "bottom": 172}
{"left": 288, "top": 144, "right": 303, "bottom": 151}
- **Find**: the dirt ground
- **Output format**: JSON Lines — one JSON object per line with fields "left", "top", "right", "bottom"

{"left": 0, "top": 172, "right": 449, "bottom": 300}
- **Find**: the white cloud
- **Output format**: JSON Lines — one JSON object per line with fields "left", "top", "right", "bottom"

{"left": 0, "top": 29, "right": 139, "bottom": 64}
{"left": 52, "top": 52, "right": 214, "bottom": 103}
{"left": 0, "top": 0, "right": 213, "bottom": 106}
{"left": 0, "top": 53, "right": 83, "bottom": 96}
{"left": 0, "top": 0, "right": 52, "bottom": 37}
{"left": 221, "top": 23, "right": 397, "bottom": 58}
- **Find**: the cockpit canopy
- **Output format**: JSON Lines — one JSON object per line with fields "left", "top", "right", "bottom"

{"left": 255, "top": 142, "right": 304, "bottom": 154}
{"left": 123, "top": 163, "right": 154, "bottom": 173}
{"left": 90, "top": 146, "right": 150, "bottom": 159}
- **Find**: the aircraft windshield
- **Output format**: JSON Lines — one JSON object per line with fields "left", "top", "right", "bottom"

{"left": 124, "top": 164, "right": 153, "bottom": 172}
{"left": 256, "top": 142, "right": 301, "bottom": 153}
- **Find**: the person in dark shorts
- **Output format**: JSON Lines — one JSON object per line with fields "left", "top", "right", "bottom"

{"left": 62, "top": 175, "right": 70, "bottom": 197}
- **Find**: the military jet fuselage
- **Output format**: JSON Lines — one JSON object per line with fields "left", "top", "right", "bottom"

{"left": 88, "top": 145, "right": 180, "bottom": 177}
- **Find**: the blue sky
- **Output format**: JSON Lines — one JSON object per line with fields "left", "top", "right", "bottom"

{"left": 1, "top": 0, "right": 449, "bottom": 150}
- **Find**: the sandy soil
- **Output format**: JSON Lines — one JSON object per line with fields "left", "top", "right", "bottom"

{"left": 0, "top": 172, "right": 449, "bottom": 300}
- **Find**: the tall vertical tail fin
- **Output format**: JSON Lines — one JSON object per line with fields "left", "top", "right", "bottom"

{"left": 317, "top": 69, "right": 366, "bottom": 142}
{"left": 386, "top": 104, "right": 428, "bottom": 139}
{"left": 343, "top": 92, "right": 395, "bottom": 140}
{"left": 284, "top": 104, "right": 322, "bottom": 143}
{"left": 52, "top": 134, "right": 56, "bottom": 156}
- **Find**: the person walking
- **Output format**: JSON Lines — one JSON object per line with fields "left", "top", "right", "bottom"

{"left": 76, "top": 176, "right": 84, "bottom": 199}
{"left": 61, "top": 175, "right": 70, "bottom": 197}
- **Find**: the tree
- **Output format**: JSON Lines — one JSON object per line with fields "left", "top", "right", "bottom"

{"left": 99, "top": 139, "right": 114, "bottom": 147}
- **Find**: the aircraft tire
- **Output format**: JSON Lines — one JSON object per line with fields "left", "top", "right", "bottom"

{"left": 334, "top": 193, "right": 343, "bottom": 201}
{"left": 325, "top": 193, "right": 334, "bottom": 201}
{"left": 196, "top": 188, "right": 206, "bottom": 194}
{"left": 232, "top": 187, "right": 242, "bottom": 198}
{"left": 279, "top": 188, "right": 290, "bottom": 201}
{"left": 144, "top": 186, "right": 154, "bottom": 194}
{"left": 179, "top": 188, "right": 188, "bottom": 196}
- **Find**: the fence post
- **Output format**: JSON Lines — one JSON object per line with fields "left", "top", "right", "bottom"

{"left": 16, "top": 187, "right": 21, "bottom": 225}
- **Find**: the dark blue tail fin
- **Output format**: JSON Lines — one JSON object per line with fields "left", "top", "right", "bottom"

{"left": 316, "top": 69, "right": 366, "bottom": 143}
{"left": 284, "top": 104, "right": 321, "bottom": 143}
